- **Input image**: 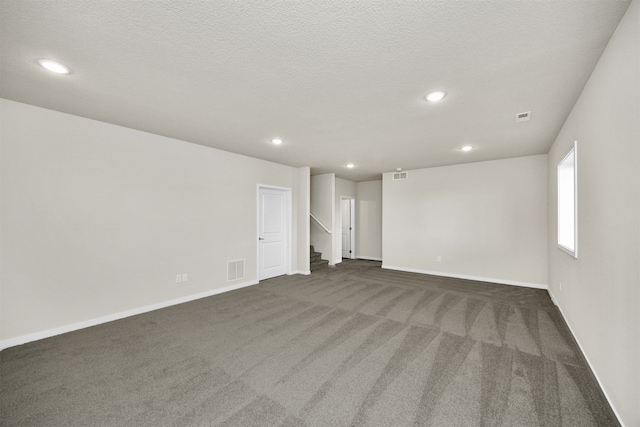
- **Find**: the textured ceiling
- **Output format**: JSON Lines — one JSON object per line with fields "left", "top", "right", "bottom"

{"left": 0, "top": 0, "right": 631, "bottom": 181}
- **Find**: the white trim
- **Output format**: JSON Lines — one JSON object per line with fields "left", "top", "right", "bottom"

{"left": 547, "top": 288, "right": 625, "bottom": 426}
{"left": 381, "top": 265, "right": 548, "bottom": 289}
{"left": 558, "top": 244, "right": 577, "bottom": 258}
{"left": 358, "top": 256, "right": 383, "bottom": 261}
{"left": 289, "top": 270, "right": 311, "bottom": 276}
{"left": 0, "top": 279, "right": 259, "bottom": 351}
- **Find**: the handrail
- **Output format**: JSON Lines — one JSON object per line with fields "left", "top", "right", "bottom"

{"left": 310, "top": 212, "right": 331, "bottom": 234}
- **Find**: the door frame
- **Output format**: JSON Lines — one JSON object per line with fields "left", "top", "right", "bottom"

{"left": 257, "top": 184, "right": 292, "bottom": 281}
{"left": 340, "top": 196, "right": 356, "bottom": 260}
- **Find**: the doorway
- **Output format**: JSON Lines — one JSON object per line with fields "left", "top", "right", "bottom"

{"left": 341, "top": 197, "right": 355, "bottom": 259}
{"left": 258, "top": 186, "right": 291, "bottom": 280}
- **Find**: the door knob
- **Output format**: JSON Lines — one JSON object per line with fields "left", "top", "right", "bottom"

{"left": 259, "top": 237, "right": 265, "bottom": 240}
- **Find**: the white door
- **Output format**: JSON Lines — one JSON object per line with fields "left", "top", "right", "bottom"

{"left": 259, "top": 187, "right": 288, "bottom": 280}
{"left": 341, "top": 198, "right": 352, "bottom": 258}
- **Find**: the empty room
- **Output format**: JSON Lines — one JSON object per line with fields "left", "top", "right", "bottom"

{"left": 1, "top": 1, "right": 638, "bottom": 426}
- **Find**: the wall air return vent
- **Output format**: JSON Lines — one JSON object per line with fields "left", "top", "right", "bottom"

{"left": 227, "top": 259, "right": 245, "bottom": 281}
{"left": 393, "top": 171, "right": 408, "bottom": 181}
{"left": 516, "top": 111, "right": 531, "bottom": 123}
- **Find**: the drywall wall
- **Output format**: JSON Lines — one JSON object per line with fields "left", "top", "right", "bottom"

{"left": 547, "top": 1, "right": 639, "bottom": 424}
{"left": 0, "top": 99, "right": 308, "bottom": 345}
{"left": 310, "top": 173, "right": 334, "bottom": 264}
{"left": 334, "top": 178, "right": 357, "bottom": 264}
{"left": 356, "top": 180, "right": 382, "bottom": 260}
{"left": 295, "top": 167, "right": 311, "bottom": 274}
{"left": 383, "top": 155, "right": 548, "bottom": 287}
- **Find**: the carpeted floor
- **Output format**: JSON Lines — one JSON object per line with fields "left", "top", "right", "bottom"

{"left": 0, "top": 260, "right": 618, "bottom": 426}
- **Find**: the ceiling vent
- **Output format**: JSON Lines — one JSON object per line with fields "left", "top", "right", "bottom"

{"left": 516, "top": 111, "right": 531, "bottom": 123}
{"left": 393, "top": 171, "right": 408, "bottom": 180}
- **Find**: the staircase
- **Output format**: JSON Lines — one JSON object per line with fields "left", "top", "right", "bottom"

{"left": 310, "top": 246, "right": 329, "bottom": 272}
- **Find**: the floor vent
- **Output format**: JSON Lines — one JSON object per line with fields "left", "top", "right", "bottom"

{"left": 227, "top": 259, "right": 245, "bottom": 281}
{"left": 516, "top": 111, "right": 531, "bottom": 122}
{"left": 393, "top": 171, "right": 408, "bottom": 180}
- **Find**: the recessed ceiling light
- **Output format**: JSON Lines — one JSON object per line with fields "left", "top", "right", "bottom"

{"left": 271, "top": 138, "right": 283, "bottom": 145}
{"left": 425, "top": 91, "right": 446, "bottom": 102}
{"left": 396, "top": 168, "right": 402, "bottom": 172}
{"left": 38, "top": 59, "right": 70, "bottom": 74}
{"left": 347, "top": 163, "right": 355, "bottom": 168}
{"left": 460, "top": 145, "right": 473, "bottom": 152}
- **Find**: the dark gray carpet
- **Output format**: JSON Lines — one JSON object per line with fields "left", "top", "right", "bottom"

{"left": 0, "top": 260, "right": 619, "bottom": 426}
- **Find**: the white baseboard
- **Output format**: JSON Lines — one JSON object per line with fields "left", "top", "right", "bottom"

{"left": 546, "top": 288, "right": 625, "bottom": 426}
{"left": 289, "top": 270, "right": 311, "bottom": 275}
{"left": 0, "top": 279, "right": 259, "bottom": 351}
{"left": 381, "top": 265, "right": 548, "bottom": 290}
{"left": 358, "top": 256, "right": 382, "bottom": 261}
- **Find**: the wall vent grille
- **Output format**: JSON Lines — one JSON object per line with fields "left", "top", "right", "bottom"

{"left": 393, "top": 171, "right": 408, "bottom": 180}
{"left": 516, "top": 111, "right": 531, "bottom": 122}
{"left": 227, "top": 259, "right": 245, "bottom": 281}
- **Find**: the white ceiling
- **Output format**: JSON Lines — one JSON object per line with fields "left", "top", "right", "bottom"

{"left": 0, "top": 0, "right": 631, "bottom": 181}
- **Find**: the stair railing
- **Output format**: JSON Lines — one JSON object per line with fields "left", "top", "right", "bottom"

{"left": 310, "top": 212, "right": 331, "bottom": 234}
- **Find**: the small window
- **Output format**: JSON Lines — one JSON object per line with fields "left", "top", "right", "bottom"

{"left": 558, "top": 141, "right": 577, "bottom": 258}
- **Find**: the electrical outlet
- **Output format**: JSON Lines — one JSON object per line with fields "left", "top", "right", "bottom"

{"left": 176, "top": 274, "right": 182, "bottom": 283}
{"left": 437, "top": 256, "right": 442, "bottom": 262}
{"left": 182, "top": 274, "right": 188, "bottom": 282}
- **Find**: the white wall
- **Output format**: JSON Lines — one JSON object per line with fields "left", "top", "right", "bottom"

{"left": 310, "top": 173, "right": 334, "bottom": 263}
{"left": 334, "top": 177, "right": 357, "bottom": 264}
{"left": 383, "top": 155, "right": 548, "bottom": 287}
{"left": 295, "top": 167, "right": 311, "bottom": 274}
{"left": 547, "top": 1, "right": 639, "bottom": 425}
{"left": 0, "top": 99, "right": 308, "bottom": 346}
{"left": 356, "top": 180, "right": 382, "bottom": 260}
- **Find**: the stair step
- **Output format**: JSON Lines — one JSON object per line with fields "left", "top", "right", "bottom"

{"left": 310, "top": 245, "right": 329, "bottom": 272}
{"left": 310, "top": 259, "right": 329, "bottom": 272}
